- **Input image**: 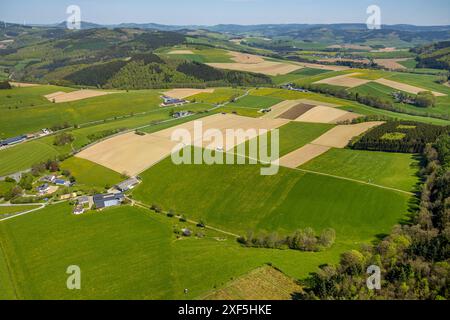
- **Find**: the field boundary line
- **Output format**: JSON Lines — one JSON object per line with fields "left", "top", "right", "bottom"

{"left": 132, "top": 199, "right": 240, "bottom": 238}
{"left": 229, "top": 152, "right": 415, "bottom": 196}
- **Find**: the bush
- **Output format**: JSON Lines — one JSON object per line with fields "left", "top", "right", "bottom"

{"left": 54, "top": 133, "right": 75, "bottom": 146}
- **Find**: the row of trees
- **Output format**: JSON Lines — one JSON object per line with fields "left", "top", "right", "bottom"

{"left": 298, "top": 82, "right": 448, "bottom": 120}
{"left": 301, "top": 133, "right": 450, "bottom": 300}
{"left": 237, "top": 228, "right": 336, "bottom": 252}
{"left": 351, "top": 121, "right": 449, "bottom": 153}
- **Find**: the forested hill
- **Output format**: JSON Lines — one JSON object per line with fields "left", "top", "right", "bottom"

{"left": 413, "top": 41, "right": 450, "bottom": 71}
{"left": 0, "top": 27, "right": 272, "bottom": 88}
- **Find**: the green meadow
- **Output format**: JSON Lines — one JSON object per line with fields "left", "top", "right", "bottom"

{"left": 227, "top": 95, "right": 283, "bottom": 109}
{"left": 300, "top": 148, "right": 420, "bottom": 192}
{"left": 60, "top": 157, "right": 123, "bottom": 189}
{"left": 0, "top": 103, "right": 214, "bottom": 176}
{"left": 0, "top": 203, "right": 346, "bottom": 300}
{"left": 133, "top": 151, "right": 411, "bottom": 241}
{"left": 188, "top": 88, "right": 245, "bottom": 104}
{"left": 0, "top": 205, "right": 40, "bottom": 216}
{"left": 235, "top": 122, "right": 335, "bottom": 160}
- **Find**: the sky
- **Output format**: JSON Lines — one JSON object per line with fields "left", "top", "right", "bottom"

{"left": 1, "top": 0, "right": 449, "bottom": 26}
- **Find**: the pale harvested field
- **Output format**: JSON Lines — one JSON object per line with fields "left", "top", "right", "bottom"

{"left": 374, "top": 78, "right": 446, "bottom": 96}
{"left": 374, "top": 59, "right": 409, "bottom": 70}
{"left": 207, "top": 61, "right": 302, "bottom": 76}
{"left": 276, "top": 121, "right": 383, "bottom": 168}
{"left": 203, "top": 266, "right": 303, "bottom": 300}
{"left": 77, "top": 133, "right": 179, "bottom": 177}
{"left": 311, "top": 122, "right": 384, "bottom": 148}
{"left": 296, "top": 99, "right": 341, "bottom": 108}
{"left": 167, "top": 50, "right": 194, "bottom": 54}
{"left": 315, "top": 73, "right": 371, "bottom": 88}
{"left": 318, "top": 58, "right": 370, "bottom": 64}
{"left": 293, "top": 61, "right": 349, "bottom": 71}
{"left": 295, "top": 106, "right": 361, "bottom": 124}
{"left": 228, "top": 51, "right": 265, "bottom": 64}
{"left": 9, "top": 82, "right": 40, "bottom": 88}
{"left": 279, "top": 144, "right": 331, "bottom": 168}
{"left": 162, "top": 88, "right": 215, "bottom": 99}
{"left": 77, "top": 114, "right": 288, "bottom": 175}
{"left": 44, "top": 90, "right": 114, "bottom": 103}
{"left": 261, "top": 100, "right": 305, "bottom": 119}
{"left": 371, "top": 47, "right": 398, "bottom": 53}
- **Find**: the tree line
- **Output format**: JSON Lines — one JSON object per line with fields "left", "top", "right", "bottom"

{"left": 297, "top": 82, "right": 449, "bottom": 120}
{"left": 237, "top": 228, "right": 336, "bottom": 252}
{"left": 300, "top": 133, "right": 450, "bottom": 300}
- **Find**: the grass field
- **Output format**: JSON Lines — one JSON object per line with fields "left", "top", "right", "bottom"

{"left": 158, "top": 46, "right": 234, "bottom": 63}
{"left": 0, "top": 205, "right": 40, "bottom": 216}
{"left": 0, "top": 85, "right": 74, "bottom": 110}
{"left": 300, "top": 148, "right": 420, "bottom": 192}
{"left": 133, "top": 150, "right": 411, "bottom": 241}
{"left": 0, "top": 181, "right": 15, "bottom": 197}
{"left": 0, "top": 140, "right": 60, "bottom": 177}
{"left": 271, "top": 68, "right": 332, "bottom": 85}
{"left": 60, "top": 157, "right": 123, "bottom": 189}
{"left": 188, "top": 88, "right": 245, "bottom": 104}
{"left": 227, "top": 95, "right": 283, "bottom": 109}
{"left": 202, "top": 266, "right": 302, "bottom": 300}
{"left": 235, "top": 122, "right": 335, "bottom": 159}
{"left": 0, "top": 88, "right": 165, "bottom": 138}
{"left": 0, "top": 103, "right": 214, "bottom": 176}
{"left": 0, "top": 203, "right": 346, "bottom": 300}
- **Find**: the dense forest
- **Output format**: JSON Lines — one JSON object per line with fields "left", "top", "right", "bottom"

{"left": 301, "top": 133, "right": 450, "bottom": 300}
{"left": 351, "top": 121, "right": 450, "bottom": 153}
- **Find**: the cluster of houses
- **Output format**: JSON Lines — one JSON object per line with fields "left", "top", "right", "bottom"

{"left": 36, "top": 175, "right": 72, "bottom": 196}
{"left": 73, "top": 177, "right": 140, "bottom": 215}
{"left": 280, "top": 83, "right": 309, "bottom": 92}
{"left": 0, "top": 129, "right": 52, "bottom": 147}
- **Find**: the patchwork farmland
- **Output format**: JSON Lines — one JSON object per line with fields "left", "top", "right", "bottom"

{"left": 0, "top": 14, "right": 449, "bottom": 302}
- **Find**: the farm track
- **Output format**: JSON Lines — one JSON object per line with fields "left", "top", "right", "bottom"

{"left": 0, "top": 203, "right": 46, "bottom": 222}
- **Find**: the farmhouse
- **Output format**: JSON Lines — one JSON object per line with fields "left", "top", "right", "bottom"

{"left": 93, "top": 193, "right": 125, "bottom": 209}
{"left": 73, "top": 205, "right": 85, "bottom": 215}
{"left": 116, "top": 177, "right": 140, "bottom": 192}
{"left": 41, "top": 175, "right": 56, "bottom": 183}
{"left": 54, "top": 179, "right": 70, "bottom": 187}
{"left": 161, "top": 96, "right": 188, "bottom": 107}
{"left": 77, "top": 196, "right": 90, "bottom": 206}
{"left": 172, "top": 111, "right": 193, "bottom": 119}
{"left": 36, "top": 184, "right": 50, "bottom": 195}
{"left": 0, "top": 135, "right": 27, "bottom": 146}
